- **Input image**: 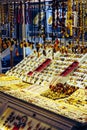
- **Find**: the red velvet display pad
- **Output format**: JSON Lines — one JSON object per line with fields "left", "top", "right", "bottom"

{"left": 60, "top": 61, "right": 79, "bottom": 77}
{"left": 27, "top": 58, "right": 51, "bottom": 76}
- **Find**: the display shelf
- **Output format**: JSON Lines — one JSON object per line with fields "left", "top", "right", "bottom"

{"left": 6, "top": 50, "right": 84, "bottom": 87}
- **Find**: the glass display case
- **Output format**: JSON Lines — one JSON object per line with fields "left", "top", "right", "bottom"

{"left": 0, "top": 91, "right": 85, "bottom": 130}
{"left": 0, "top": 51, "right": 87, "bottom": 130}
